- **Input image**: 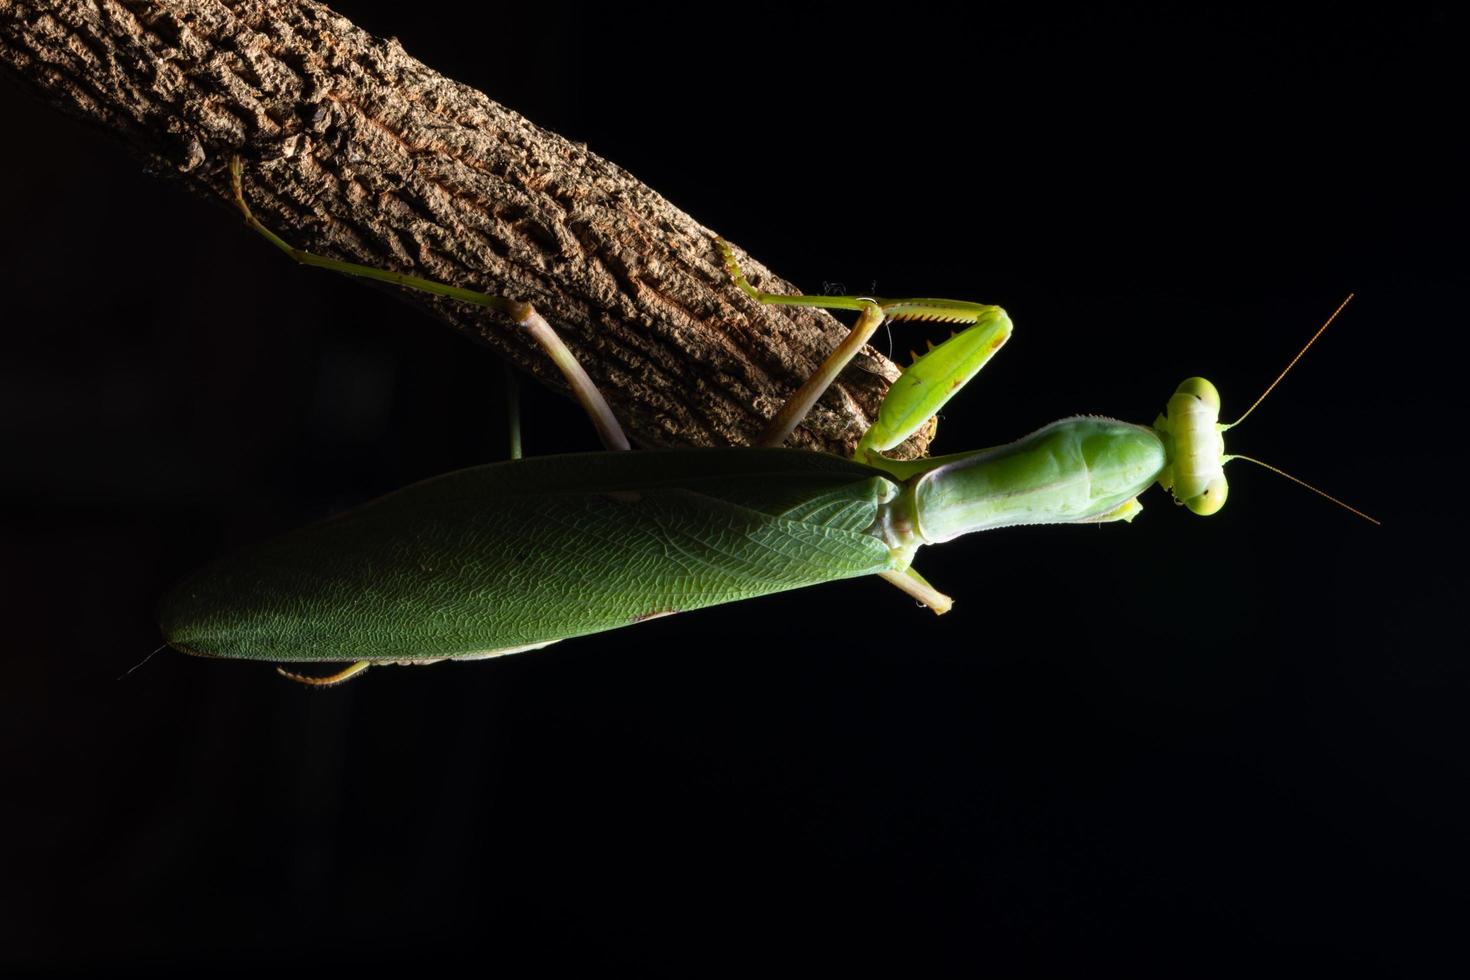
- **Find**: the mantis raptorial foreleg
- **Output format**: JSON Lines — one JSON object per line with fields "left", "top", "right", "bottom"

{"left": 715, "top": 238, "right": 1012, "bottom": 463}
{"left": 228, "top": 158, "right": 630, "bottom": 453}
{"left": 1076, "top": 498, "right": 1144, "bottom": 524}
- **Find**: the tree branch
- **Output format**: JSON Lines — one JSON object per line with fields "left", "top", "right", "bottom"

{"left": 0, "top": 0, "right": 930, "bottom": 457}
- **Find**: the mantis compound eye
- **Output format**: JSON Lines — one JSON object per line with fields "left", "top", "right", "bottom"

{"left": 1173, "top": 376, "right": 1220, "bottom": 411}
{"left": 1181, "top": 474, "right": 1229, "bottom": 516}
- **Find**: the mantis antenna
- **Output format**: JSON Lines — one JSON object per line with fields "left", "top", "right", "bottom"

{"left": 1224, "top": 453, "right": 1380, "bottom": 524}
{"left": 1220, "top": 293, "right": 1380, "bottom": 525}
{"left": 1226, "top": 293, "right": 1356, "bottom": 429}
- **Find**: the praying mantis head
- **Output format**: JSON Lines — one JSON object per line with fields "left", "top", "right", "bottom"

{"left": 1148, "top": 295, "right": 1376, "bottom": 523}
{"left": 1153, "top": 376, "right": 1229, "bottom": 516}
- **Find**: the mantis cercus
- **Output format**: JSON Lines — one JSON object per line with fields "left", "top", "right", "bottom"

{"left": 157, "top": 158, "right": 1375, "bottom": 686}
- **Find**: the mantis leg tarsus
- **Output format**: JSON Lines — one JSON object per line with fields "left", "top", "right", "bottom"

{"left": 229, "top": 156, "right": 629, "bottom": 452}
{"left": 276, "top": 660, "right": 373, "bottom": 687}
{"left": 878, "top": 567, "right": 954, "bottom": 615}
{"left": 716, "top": 236, "right": 877, "bottom": 314}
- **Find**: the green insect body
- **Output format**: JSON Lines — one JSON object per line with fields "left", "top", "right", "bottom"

{"left": 159, "top": 160, "right": 1365, "bottom": 683}
{"left": 160, "top": 417, "right": 1176, "bottom": 665}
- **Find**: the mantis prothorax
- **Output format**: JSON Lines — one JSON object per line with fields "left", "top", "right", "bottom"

{"left": 158, "top": 158, "right": 1374, "bottom": 686}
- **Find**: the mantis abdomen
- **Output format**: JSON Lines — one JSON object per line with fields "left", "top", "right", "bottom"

{"left": 160, "top": 449, "right": 901, "bottom": 663}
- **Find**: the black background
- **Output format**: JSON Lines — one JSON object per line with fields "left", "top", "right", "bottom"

{"left": 2, "top": 4, "right": 1463, "bottom": 975}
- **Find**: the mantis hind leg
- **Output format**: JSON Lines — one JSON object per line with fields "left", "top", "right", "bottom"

{"left": 229, "top": 157, "right": 629, "bottom": 451}
{"left": 276, "top": 660, "right": 373, "bottom": 687}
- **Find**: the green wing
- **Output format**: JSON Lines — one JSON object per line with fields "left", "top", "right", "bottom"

{"left": 160, "top": 449, "right": 901, "bottom": 662}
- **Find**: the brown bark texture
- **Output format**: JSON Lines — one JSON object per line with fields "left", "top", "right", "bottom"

{"left": 0, "top": 0, "right": 929, "bottom": 457}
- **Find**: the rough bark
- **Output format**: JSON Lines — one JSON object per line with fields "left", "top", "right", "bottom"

{"left": 0, "top": 0, "right": 930, "bottom": 457}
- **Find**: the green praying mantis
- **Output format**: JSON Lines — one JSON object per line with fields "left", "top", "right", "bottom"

{"left": 157, "top": 158, "right": 1375, "bottom": 686}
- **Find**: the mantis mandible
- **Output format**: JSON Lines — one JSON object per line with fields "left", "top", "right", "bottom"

{"left": 157, "top": 158, "right": 1374, "bottom": 686}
